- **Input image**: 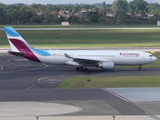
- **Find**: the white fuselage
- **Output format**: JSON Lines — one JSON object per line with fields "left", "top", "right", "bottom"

{"left": 37, "top": 50, "right": 157, "bottom": 66}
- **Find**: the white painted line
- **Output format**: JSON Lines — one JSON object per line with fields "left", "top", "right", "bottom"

{"left": 0, "top": 65, "right": 3, "bottom": 70}
{"left": 146, "top": 112, "right": 160, "bottom": 120}
{"left": 101, "top": 88, "right": 131, "bottom": 102}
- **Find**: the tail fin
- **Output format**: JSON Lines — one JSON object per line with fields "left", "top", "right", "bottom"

{"left": 4, "top": 27, "right": 41, "bottom": 62}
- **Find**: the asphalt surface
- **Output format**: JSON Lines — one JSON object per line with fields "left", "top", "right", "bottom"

{"left": 0, "top": 52, "right": 160, "bottom": 116}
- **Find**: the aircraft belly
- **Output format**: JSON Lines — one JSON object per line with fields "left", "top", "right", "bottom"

{"left": 113, "top": 57, "right": 142, "bottom": 66}
{"left": 39, "top": 56, "right": 68, "bottom": 64}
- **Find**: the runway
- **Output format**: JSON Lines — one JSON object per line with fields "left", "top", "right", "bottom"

{"left": 0, "top": 52, "right": 160, "bottom": 119}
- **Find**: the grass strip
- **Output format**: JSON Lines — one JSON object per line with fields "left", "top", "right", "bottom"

{"left": 1, "top": 29, "right": 160, "bottom": 48}
{"left": 56, "top": 75, "right": 160, "bottom": 89}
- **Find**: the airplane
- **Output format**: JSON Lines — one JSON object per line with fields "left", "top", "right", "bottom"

{"left": 4, "top": 27, "right": 157, "bottom": 72}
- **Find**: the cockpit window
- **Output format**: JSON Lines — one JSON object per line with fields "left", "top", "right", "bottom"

{"left": 149, "top": 55, "right": 153, "bottom": 57}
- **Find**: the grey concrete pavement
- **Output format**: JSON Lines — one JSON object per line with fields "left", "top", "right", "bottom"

{"left": 107, "top": 88, "right": 160, "bottom": 102}
{"left": 0, "top": 102, "right": 81, "bottom": 117}
{"left": 0, "top": 116, "right": 155, "bottom": 120}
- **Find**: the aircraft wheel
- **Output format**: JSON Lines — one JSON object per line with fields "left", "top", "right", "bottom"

{"left": 77, "top": 67, "right": 89, "bottom": 72}
{"left": 138, "top": 65, "right": 142, "bottom": 71}
{"left": 79, "top": 67, "right": 84, "bottom": 72}
{"left": 76, "top": 67, "right": 80, "bottom": 71}
{"left": 84, "top": 68, "right": 89, "bottom": 72}
{"left": 138, "top": 68, "right": 142, "bottom": 71}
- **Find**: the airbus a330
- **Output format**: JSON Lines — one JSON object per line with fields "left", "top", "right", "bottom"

{"left": 4, "top": 27, "right": 157, "bottom": 72}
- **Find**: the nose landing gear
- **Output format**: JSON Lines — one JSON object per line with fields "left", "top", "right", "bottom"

{"left": 138, "top": 65, "right": 142, "bottom": 71}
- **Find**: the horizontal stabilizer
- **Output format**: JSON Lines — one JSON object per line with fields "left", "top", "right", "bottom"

{"left": 8, "top": 51, "right": 25, "bottom": 57}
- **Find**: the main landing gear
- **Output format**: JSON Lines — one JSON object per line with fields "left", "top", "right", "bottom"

{"left": 138, "top": 65, "right": 142, "bottom": 71}
{"left": 76, "top": 67, "right": 88, "bottom": 72}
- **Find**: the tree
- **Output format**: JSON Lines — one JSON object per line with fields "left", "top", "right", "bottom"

{"left": 82, "top": 4, "right": 95, "bottom": 9}
{"left": 149, "top": 16, "right": 157, "bottom": 24}
{"left": 71, "top": 16, "right": 80, "bottom": 23}
{"left": 111, "top": 0, "right": 128, "bottom": 13}
{"left": 151, "top": 10, "right": 160, "bottom": 22}
{"left": 59, "top": 16, "right": 66, "bottom": 22}
{"left": 30, "top": 16, "right": 41, "bottom": 23}
{"left": 116, "top": 0, "right": 128, "bottom": 13}
{"left": 152, "top": 10, "right": 160, "bottom": 15}
{"left": 0, "top": 1, "right": 158, "bottom": 24}
{"left": 102, "top": 1, "right": 106, "bottom": 16}
{"left": 116, "top": 12, "right": 126, "bottom": 23}
{"left": 128, "top": 0, "right": 148, "bottom": 14}
{"left": 18, "top": 5, "right": 35, "bottom": 23}
{"left": 89, "top": 14, "right": 100, "bottom": 22}
{"left": 112, "top": 0, "right": 118, "bottom": 13}
{"left": 0, "top": 3, "right": 5, "bottom": 6}
{"left": 99, "top": 17, "right": 106, "bottom": 24}
{"left": 146, "top": 3, "right": 160, "bottom": 14}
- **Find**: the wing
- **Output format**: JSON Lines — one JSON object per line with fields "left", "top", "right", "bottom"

{"left": 64, "top": 53, "right": 115, "bottom": 70}
{"left": 64, "top": 53, "right": 108, "bottom": 66}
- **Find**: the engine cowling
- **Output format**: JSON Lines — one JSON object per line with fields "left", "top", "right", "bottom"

{"left": 98, "top": 61, "right": 115, "bottom": 70}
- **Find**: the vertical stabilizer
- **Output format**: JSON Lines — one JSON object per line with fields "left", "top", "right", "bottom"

{"left": 4, "top": 27, "right": 41, "bottom": 62}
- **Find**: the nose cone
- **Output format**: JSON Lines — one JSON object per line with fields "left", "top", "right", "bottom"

{"left": 154, "top": 56, "right": 158, "bottom": 61}
{"left": 152, "top": 56, "right": 158, "bottom": 62}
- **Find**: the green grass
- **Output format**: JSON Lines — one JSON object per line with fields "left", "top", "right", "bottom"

{"left": 1, "top": 29, "right": 160, "bottom": 48}
{"left": 56, "top": 75, "right": 160, "bottom": 89}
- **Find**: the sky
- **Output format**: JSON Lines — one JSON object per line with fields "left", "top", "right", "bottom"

{"left": 0, "top": 0, "right": 160, "bottom": 5}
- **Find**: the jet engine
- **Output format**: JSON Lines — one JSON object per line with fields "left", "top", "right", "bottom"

{"left": 98, "top": 61, "right": 115, "bottom": 70}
